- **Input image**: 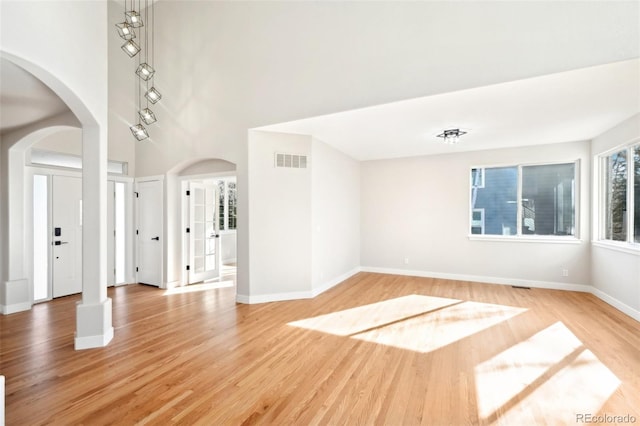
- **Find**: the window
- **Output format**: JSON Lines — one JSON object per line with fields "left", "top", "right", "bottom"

{"left": 601, "top": 143, "right": 640, "bottom": 244}
{"left": 217, "top": 178, "right": 237, "bottom": 231}
{"left": 470, "top": 162, "right": 577, "bottom": 238}
{"left": 30, "top": 149, "right": 128, "bottom": 175}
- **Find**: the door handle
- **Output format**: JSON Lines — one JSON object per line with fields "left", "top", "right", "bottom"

{"left": 151, "top": 236, "right": 160, "bottom": 241}
{"left": 53, "top": 241, "right": 69, "bottom": 245}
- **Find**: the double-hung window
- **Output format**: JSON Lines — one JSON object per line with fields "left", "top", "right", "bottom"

{"left": 599, "top": 143, "right": 640, "bottom": 245}
{"left": 470, "top": 162, "right": 577, "bottom": 238}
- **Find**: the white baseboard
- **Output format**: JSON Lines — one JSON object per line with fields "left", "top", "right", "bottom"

{"left": 360, "top": 266, "right": 592, "bottom": 293}
{"left": 360, "top": 266, "right": 639, "bottom": 322}
{"left": 234, "top": 264, "right": 639, "bottom": 322}
{"left": 311, "top": 267, "right": 361, "bottom": 297}
{"left": 165, "top": 280, "right": 181, "bottom": 290}
{"left": 0, "top": 301, "right": 32, "bottom": 315}
{"left": 74, "top": 327, "right": 114, "bottom": 350}
{"left": 590, "top": 288, "right": 640, "bottom": 322}
{"left": 236, "top": 290, "right": 313, "bottom": 304}
{"left": 236, "top": 267, "right": 361, "bottom": 304}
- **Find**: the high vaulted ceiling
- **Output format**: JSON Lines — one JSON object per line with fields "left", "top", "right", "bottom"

{"left": 1, "top": 0, "right": 639, "bottom": 161}
{"left": 258, "top": 59, "right": 640, "bottom": 161}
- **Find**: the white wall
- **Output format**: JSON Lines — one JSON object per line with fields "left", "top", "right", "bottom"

{"left": 311, "top": 138, "right": 360, "bottom": 292}
{"left": 178, "top": 159, "right": 235, "bottom": 176}
{"left": 117, "top": 1, "right": 638, "bottom": 302}
{"left": 247, "top": 131, "right": 312, "bottom": 301}
{"left": 1, "top": 1, "right": 109, "bottom": 315}
{"left": 31, "top": 128, "right": 81, "bottom": 156}
{"left": 361, "top": 140, "right": 592, "bottom": 288}
{"left": 591, "top": 114, "right": 640, "bottom": 314}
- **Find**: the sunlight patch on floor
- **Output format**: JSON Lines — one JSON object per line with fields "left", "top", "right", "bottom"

{"left": 352, "top": 300, "right": 525, "bottom": 353}
{"left": 288, "top": 294, "right": 461, "bottom": 336}
{"left": 474, "top": 321, "right": 620, "bottom": 425}
{"left": 163, "top": 280, "right": 234, "bottom": 295}
{"left": 288, "top": 295, "right": 526, "bottom": 354}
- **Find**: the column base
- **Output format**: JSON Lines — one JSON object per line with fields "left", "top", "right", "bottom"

{"left": 1, "top": 279, "right": 32, "bottom": 314}
{"left": 74, "top": 298, "right": 114, "bottom": 350}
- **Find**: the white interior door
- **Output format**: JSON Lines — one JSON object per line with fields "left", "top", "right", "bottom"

{"left": 137, "top": 180, "right": 163, "bottom": 287}
{"left": 188, "top": 182, "right": 220, "bottom": 284}
{"left": 52, "top": 175, "right": 82, "bottom": 298}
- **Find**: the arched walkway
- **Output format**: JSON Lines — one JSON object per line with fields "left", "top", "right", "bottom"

{"left": 0, "top": 52, "right": 113, "bottom": 350}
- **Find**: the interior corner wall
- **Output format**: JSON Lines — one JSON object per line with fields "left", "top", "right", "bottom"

{"left": 361, "top": 140, "right": 592, "bottom": 288}
{"left": 247, "top": 131, "right": 312, "bottom": 301}
{"left": 591, "top": 113, "right": 640, "bottom": 313}
{"left": 311, "top": 138, "right": 360, "bottom": 292}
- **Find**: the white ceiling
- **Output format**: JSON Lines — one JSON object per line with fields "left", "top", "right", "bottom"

{"left": 0, "top": 58, "right": 70, "bottom": 135}
{"left": 258, "top": 59, "right": 640, "bottom": 161}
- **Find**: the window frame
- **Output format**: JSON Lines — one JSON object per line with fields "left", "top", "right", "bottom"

{"left": 596, "top": 140, "right": 640, "bottom": 253}
{"left": 217, "top": 177, "right": 237, "bottom": 234}
{"left": 468, "top": 160, "right": 581, "bottom": 242}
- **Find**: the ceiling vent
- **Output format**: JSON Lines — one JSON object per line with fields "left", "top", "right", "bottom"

{"left": 275, "top": 153, "right": 308, "bottom": 169}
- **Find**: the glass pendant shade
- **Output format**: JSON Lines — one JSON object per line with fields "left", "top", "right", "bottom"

{"left": 130, "top": 124, "right": 149, "bottom": 141}
{"left": 115, "top": 22, "right": 135, "bottom": 40}
{"left": 136, "top": 63, "right": 155, "bottom": 81}
{"left": 125, "top": 10, "right": 143, "bottom": 28}
{"left": 145, "top": 87, "right": 162, "bottom": 104}
{"left": 121, "top": 40, "right": 141, "bottom": 57}
{"left": 139, "top": 108, "right": 157, "bottom": 125}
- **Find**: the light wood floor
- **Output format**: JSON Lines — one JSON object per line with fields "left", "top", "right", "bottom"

{"left": 1, "top": 272, "right": 639, "bottom": 425}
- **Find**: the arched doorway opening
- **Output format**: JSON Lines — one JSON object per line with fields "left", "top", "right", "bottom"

{"left": 164, "top": 158, "right": 237, "bottom": 292}
{"left": 1, "top": 51, "right": 113, "bottom": 349}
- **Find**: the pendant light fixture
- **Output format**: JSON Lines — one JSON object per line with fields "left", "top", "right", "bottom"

{"left": 118, "top": 0, "right": 162, "bottom": 141}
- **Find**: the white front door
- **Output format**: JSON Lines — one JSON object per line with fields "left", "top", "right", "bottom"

{"left": 188, "top": 182, "right": 220, "bottom": 284}
{"left": 137, "top": 180, "right": 163, "bottom": 287}
{"left": 52, "top": 175, "right": 83, "bottom": 298}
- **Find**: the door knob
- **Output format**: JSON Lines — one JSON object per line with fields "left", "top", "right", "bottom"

{"left": 151, "top": 236, "right": 160, "bottom": 241}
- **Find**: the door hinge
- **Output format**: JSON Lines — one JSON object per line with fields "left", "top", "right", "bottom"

{"left": 186, "top": 265, "right": 190, "bottom": 271}
{"left": 186, "top": 227, "right": 190, "bottom": 233}
{"left": 186, "top": 190, "right": 190, "bottom": 196}
{"left": 136, "top": 267, "right": 139, "bottom": 272}
{"left": 136, "top": 229, "right": 139, "bottom": 235}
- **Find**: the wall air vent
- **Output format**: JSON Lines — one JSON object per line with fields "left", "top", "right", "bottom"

{"left": 275, "top": 153, "right": 308, "bottom": 169}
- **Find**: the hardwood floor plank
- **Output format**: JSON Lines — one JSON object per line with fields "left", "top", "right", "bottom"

{"left": 1, "top": 272, "right": 639, "bottom": 425}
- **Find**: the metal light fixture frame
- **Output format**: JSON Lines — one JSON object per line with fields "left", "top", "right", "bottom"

{"left": 437, "top": 128, "right": 467, "bottom": 145}
{"left": 122, "top": 0, "right": 162, "bottom": 140}
{"left": 115, "top": 22, "right": 136, "bottom": 40}
{"left": 130, "top": 124, "right": 149, "bottom": 141}
{"left": 125, "top": 10, "right": 144, "bottom": 28}
{"left": 121, "top": 39, "right": 141, "bottom": 57}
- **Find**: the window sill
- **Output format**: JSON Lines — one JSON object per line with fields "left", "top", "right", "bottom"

{"left": 591, "top": 240, "right": 640, "bottom": 256}
{"left": 468, "top": 235, "right": 582, "bottom": 244}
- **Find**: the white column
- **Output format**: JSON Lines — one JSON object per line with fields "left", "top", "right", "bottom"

{"left": 75, "top": 125, "right": 113, "bottom": 349}
{"left": 1, "top": 147, "right": 31, "bottom": 315}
